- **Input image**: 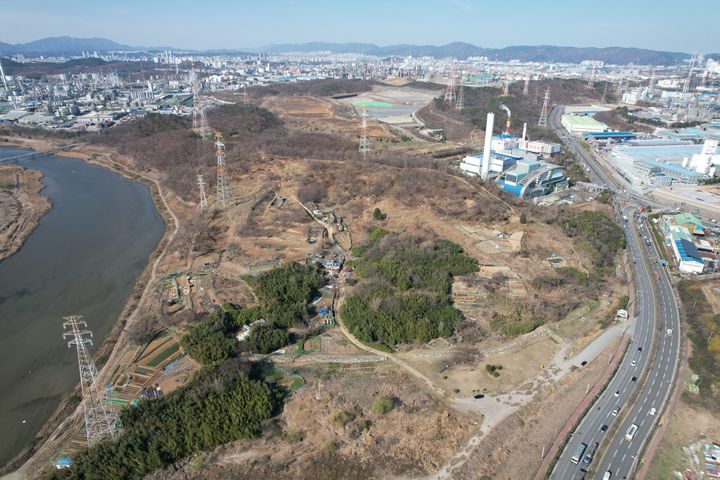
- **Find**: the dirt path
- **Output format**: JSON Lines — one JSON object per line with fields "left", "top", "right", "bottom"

{"left": 295, "top": 197, "right": 447, "bottom": 397}
{"left": 418, "top": 320, "right": 630, "bottom": 480}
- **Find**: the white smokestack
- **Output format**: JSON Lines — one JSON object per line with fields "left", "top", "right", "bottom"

{"left": 482, "top": 112, "right": 494, "bottom": 180}
{"left": 522, "top": 122, "right": 527, "bottom": 141}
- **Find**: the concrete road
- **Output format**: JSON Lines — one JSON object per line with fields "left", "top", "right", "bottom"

{"left": 547, "top": 107, "right": 681, "bottom": 480}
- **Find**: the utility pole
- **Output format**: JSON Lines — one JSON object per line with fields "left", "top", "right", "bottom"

{"left": 358, "top": 108, "right": 370, "bottom": 157}
{"left": 538, "top": 88, "right": 550, "bottom": 128}
{"left": 215, "top": 133, "right": 232, "bottom": 207}
{"left": 197, "top": 173, "right": 208, "bottom": 210}
{"left": 62, "top": 316, "right": 117, "bottom": 446}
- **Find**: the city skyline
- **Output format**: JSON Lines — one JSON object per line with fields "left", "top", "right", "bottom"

{"left": 2, "top": 0, "right": 718, "bottom": 54}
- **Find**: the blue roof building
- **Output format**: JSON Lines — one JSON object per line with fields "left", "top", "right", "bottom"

{"left": 496, "top": 159, "right": 569, "bottom": 198}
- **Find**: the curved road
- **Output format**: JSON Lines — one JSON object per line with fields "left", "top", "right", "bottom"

{"left": 548, "top": 106, "right": 681, "bottom": 480}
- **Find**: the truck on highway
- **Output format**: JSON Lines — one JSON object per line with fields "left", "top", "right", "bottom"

{"left": 571, "top": 442, "right": 588, "bottom": 464}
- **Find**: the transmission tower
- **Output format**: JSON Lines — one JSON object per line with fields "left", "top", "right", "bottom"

{"left": 648, "top": 68, "right": 656, "bottom": 95}
{"left": 443, "top": 68, "right": 456, "bottom": 104}
{"left": 190, "top": 69, "right": 200, "bottom": 130}
{"left": 523, "top": 78, "right": 530, "bottom": 96}
{"left": 358, "top": 108, "right": 370, "bottom": 157}
{"left": 215, "top": 133, "right": 232, "bottom": 207}
{"left": 538, "top": 88, "right": 550, "bottom": 128}
{"left": 199, "top": 107, "right": 210, "bottom": 140}
{"left": 587, "top": 66, "right": 596, "bottom": 88}
{"left": 614, "top": 76, "right": 624, "bottom": 96}
{"left": 455, "top": 71, "right": 464, "bottom": 111}
{"left": 700, "top": 70, "right": 709, "bottom": 89}
{"left": 62, "top": 316, "right": 118, "bottom": 446}
{"left": 501, "top": 80, "right": 510, "bottom": 96}
{"left": 197, "top": 173, "right": 208, "bottom": 210}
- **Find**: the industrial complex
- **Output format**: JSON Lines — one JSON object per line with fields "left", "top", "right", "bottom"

{"left": 458, "top": 109, "right": 568, "bottom": 199}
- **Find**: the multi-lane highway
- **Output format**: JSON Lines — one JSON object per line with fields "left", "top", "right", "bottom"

{"left": 548, "top": 106, "right": 682, "bottom": 479}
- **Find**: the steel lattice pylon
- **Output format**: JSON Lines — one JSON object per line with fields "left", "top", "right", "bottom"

{"left": 197, "top": 173, "right": 208, "bottom": 210}
{"left": 455, "top": 71, "right": 464, "bottom": 111}
{"left": 538, "top": 87, "right": 550, "bottom": 128}
{"left": 62, "top": 316, "right": 117, "bottom": 446}
{"left": 215, "top": 133, "right": 232, "bottom": 206}
{"left": 444, "top": 65, "right": 456, "bottom": 103}
{"left": 358, "top": 108, "right": 370, "bottom": 157}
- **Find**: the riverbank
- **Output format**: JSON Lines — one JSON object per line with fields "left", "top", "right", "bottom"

{"left": 0, "top": 136, "right": 178, "bottom": 479}
{"left": 0, "top": 163, "right": 51, "bottom": 264}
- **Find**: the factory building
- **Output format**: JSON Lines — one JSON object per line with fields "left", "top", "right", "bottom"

{"left": 496, "top": 159, "right": 569, "bottom": 198}
{"left": 611, "top": 139, "right": 717, "bottom": 185}
{"left": 685, "top": 140, "right": 720, "bottom": 176}
{"left": 459, "top": 151, "right": 522, "bottom": 177}
{"left": 517, "top": 139, "right": 562, "bottom": 156}
{"left": 660, "top": 213, "right": 715, "bottom": 274}
{"left": 561, "top": 114, "right": 608, "bottom": 134}
{"left": 583, "top": 131, "right": 638, "bottom": 142}
{"left": 459, "top": 111, "right": 567, "bottom": 199}
{"left": 632, "top": 159, "right": 705, "bottom": 185}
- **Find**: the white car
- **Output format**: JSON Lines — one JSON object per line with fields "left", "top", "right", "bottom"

{"left": 667, "top": 328, "right": 673, "bottom": 336}
{"left": 631, "top": 360, "right": 636, "bottom": 366}
{"left": 649, "top": 407, "right": 656, "bottom": 416}
{"left": 611, "top": 408, "right": 619, "bottom": 416}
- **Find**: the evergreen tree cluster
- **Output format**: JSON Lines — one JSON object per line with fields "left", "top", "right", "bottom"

{"left": 61, "top": 366, "right": 279, "bottom": 480}
{"left": 180, "top": 263, "right": 320, "bottom": 364}
{"left": 342, "top": 236, "right": 477, "bottom": 349}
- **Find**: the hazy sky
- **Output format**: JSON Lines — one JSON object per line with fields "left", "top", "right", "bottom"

{"left": 2, "top": 0, "right": 718, "bottom": 53}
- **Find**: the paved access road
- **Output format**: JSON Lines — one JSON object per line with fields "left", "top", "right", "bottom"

{"left": 547, "top": 106, "right": 681, "bottom": 480}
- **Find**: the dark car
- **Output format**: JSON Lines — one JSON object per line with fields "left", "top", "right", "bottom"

{"left": 632, "top": 376, "right": 637, "bottom": 382}
{"left": 473, "top": 394, "right": 484, "bottom": 399}
{"left": 638, "top": 347, "right": 643, "bottom": 352}
{"left": 600, "top": 424, "right": 609, "bottom": 432}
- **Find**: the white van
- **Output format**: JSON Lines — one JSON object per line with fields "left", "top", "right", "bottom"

{"left": 603, "top": 471, "right": 612, "bottom": 480}
{"left": 625, "top": 423, "right": 639, "bottom": 441}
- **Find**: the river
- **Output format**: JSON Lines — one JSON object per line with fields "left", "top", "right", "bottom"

{"left": 0, "top": 147, "right": 165, "bottom": 467}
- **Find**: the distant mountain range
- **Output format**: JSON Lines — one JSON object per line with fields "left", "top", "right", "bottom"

{"left": 0, "top": 36, "right": 711, "bottom": 65}
{"left": 0, "top": 36, "right": 137, "bottom": 55}
{"left": 260, "top": 42, "right": 695, "bottom": 65}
